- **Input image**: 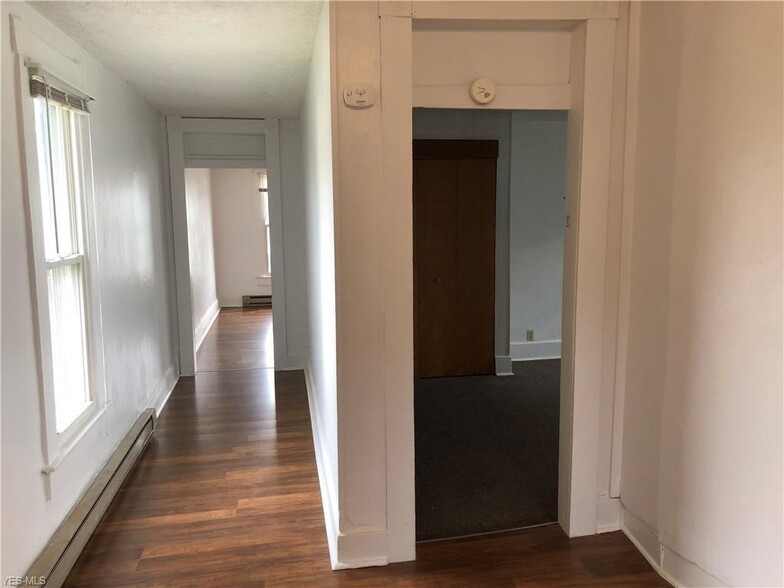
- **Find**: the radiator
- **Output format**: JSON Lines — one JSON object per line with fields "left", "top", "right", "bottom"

{"left": 26, "top": 409, "right": 156, "bottom": 587}
{"left": 242, "top": 294, "right": 272, "bottom": 308}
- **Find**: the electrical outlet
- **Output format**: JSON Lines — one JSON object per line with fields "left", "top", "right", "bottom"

{"left": 526, "top": 330, "right": 534, "bottom": 342}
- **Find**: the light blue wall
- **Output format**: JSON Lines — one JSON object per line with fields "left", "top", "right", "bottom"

{"left": 509, "top": 111, "right": 567, "bottom": 358}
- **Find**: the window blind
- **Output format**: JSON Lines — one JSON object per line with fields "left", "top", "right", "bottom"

{"left": 29, "top": 68, "right": 92, "bottom": 114}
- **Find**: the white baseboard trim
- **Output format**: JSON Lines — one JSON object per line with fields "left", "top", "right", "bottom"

{"left": 303, "top": 359, "right": 340, "bottom": 569}
{"left": 303, "top": 360, "right": 389, "bottom": 569}
{"left": 495, "top": 355, "right": 513, "bottom": 376}
{"left": 194, "top": 299, "right": 220, "bottom": 352}
{"left": 335, "top": 527, "right": 389, "bottom": 569}
{"left": 150, "top": 365, "right": 179, "bottom": 416}
{"left": 511, "top": 340, "right": 561, "bottom": 361}
{"left": 596, "top": 495, "right": 621, "bottom": 533}
{"left": 621, "top": 504, "right": 729, "bottom": 588}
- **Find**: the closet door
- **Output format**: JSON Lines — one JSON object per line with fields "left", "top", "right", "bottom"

{"left": 413, "top": 140, "right": 497, "bottom": 378}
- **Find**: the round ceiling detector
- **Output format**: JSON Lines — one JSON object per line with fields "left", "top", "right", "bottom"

{"left": 470, "top": 78, "right": 496, "bottom": 105}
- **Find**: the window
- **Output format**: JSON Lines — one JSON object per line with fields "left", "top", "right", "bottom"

{"left": 259, "top": 171, "right": 272, "bottom": 276}
{"left": 34, "top": 99, "right": 92, "bottom": 432}
{"left": 24, "top": 69, "right": 106, "bottom": 457}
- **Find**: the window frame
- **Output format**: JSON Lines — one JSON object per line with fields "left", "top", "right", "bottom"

{"left": 18, "top": 56, "right": 109, "bottom": 476}
{"left": 259, "top": 170, "right": 272, "bottom": 277}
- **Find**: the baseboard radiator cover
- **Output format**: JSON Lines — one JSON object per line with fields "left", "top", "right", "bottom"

{"left": 243, "top": 294, "right": 272, "bottom": 308}
{"left": 26, "top": 409, "right": 156, "bottom": 587}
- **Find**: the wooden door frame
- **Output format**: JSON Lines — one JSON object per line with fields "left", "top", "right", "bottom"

{"left": 377, "top": 4, "right": 621, "bottom": 563}
{"left": 166, "top": 117, "right": 289, "bottom": 376}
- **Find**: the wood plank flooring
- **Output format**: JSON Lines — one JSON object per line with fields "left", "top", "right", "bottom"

{"left": 64, "top": 310, "right": 670, "bottom": 587}
{"left": 197, "top": 308, "right": 274, "bottom": 372}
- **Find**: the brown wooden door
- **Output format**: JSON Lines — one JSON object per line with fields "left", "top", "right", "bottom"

{"left": 413, "top": 140, "right": 497, "bottom": 378}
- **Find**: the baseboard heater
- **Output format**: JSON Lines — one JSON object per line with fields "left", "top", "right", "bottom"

{"left": 243, "top": 294, "right": 272, "bottom": 308}
{"left": 26, "top": 409, "right": 156, "bottom": 588}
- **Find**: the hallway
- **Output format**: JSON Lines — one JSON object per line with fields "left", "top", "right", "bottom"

{"left": 64, "top": 311, "right": 669, "bottom": 587}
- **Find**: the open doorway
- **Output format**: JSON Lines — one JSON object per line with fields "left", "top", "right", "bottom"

{"left": 166, "top": 117, "right": 292, "bottom": 376}
{"left": 413, "top": 108, "right": 567, "bottom": 541}
{"left": 184, "top": 168, "right": 275, "bottom": 372}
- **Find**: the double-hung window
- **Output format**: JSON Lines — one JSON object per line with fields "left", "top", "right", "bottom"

{"left": 25, "top": 68, "right": 106, "bottom": 465}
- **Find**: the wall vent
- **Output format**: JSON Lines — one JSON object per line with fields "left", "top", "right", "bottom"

{"left": 243, "top": 294, "right": 272, "bottom": 308}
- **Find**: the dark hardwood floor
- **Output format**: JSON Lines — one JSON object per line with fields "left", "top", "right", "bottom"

{"left": 197, "top": 307, "right": 274, "bottom": 372}
{"left": 63, "top": 309, "right": 670, "bottom": 587}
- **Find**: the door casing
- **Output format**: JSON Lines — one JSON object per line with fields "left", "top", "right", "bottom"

{"left": 166, "top": 117, "right": 291, "bottom": 375}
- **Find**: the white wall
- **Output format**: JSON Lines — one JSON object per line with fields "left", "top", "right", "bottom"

{"left": 509, "top": 111, "right": 567, "bottom": 360}
{"left": 412, "top": 28, "right": 571, "bottom": 110}
{"left": 210, "top": 169, "right": 270, "bottom": 308}
{"left": 620, "top": 2, "right": 783, "bottom": 587}
{"left": 299, "top": 1, "right": 339, "bottom": 567}
{"left": 184, "top": 168, "right": 218, "bottom": 349}
{"left": 1, "top": 2, "right": 178, "bottom": 576}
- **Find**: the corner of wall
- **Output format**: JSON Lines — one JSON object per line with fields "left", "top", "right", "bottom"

{"left": 621, "top": 504, "right": 729, "bottom": 588}
{"left": 149, "top": 365, "right": 179, "bottom": 416}
{"left": 193, "top": 299, "right": 219, "bottom": 353}
{"left": 595, "top": 495, "right": 620, "bottom": 533}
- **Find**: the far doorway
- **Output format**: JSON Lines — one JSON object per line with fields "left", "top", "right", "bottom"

{"left": 184, "top": 167, "right": 275, "bottom": 372}
{"left": 413, "top": 108, "right": 568, "bottom": 542}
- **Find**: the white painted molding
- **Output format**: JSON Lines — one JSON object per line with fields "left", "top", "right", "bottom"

{"left": 304, "top": 360, "right": 340, "bottom": 569}
{"left": 511, "top": 340, "right": 562, "bottom": 361}
{"left": 194, "top": 299, "right": 220, "bottom": 354}
{"left": 178, "top": 118, "right": 271, "bottom": 134}
{"left": 595, "top": 495, "right": 620, "bottom": 533}
{"left": 10, "top": 15, "right": 88, "bottom": 92}
{"left": 150, "top": 366, "right": 179, "bottom": 416}
{"left": 380, "top": 10, "right": 417, "bottom": 565}
{"left": 167, "top": 117, "right": 289, "bottom": 376}
{"left": 184, "top": 158, "right": 265, "bottom": 170}
{"left": 414, "top": 83, "right": 571, "bottom": 110}
{"left": 412, "top": 1, "right": 620, "bottom": 21}
{"left": 495, "top": 355, "right": 513, "bottom": 376}
{"left": 335, "top": 528, "right": 389, "bottom": 569}
{"left": 305, "top": 336, "right": 387, "bottom": 572}
{"left": 610, "top": 0, "right": 642, "bottom": 501}
{"left": 621, "top": 505, "right": 729, "bottom": 588}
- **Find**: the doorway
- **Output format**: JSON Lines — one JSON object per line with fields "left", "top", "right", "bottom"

{"left": 183, "top": 167, "right": 276, "bottom": 372}
{"left": 166, "top": 117, "right": 289, "bottom": 376}
{"left": 413, "top": 109, "right": 567, "bottom": 541}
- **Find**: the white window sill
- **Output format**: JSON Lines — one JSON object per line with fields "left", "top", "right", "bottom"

{"left": 42, "top": 401, "right": 111, "bottom": 475}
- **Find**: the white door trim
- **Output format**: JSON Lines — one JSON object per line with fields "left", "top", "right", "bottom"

{"left": 166, "top": 117, "right": 290, "bottom": 375}
{"left": 373, "top": 7, "right": 620, "bottom": 563}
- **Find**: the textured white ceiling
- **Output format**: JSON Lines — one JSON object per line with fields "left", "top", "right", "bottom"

{"left": 32, "top": 1, "right": 322, "bottom": 118}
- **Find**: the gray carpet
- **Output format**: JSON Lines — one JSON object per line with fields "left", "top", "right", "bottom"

{"left": 415, "top": 360, "right": 560, "bottom": 541}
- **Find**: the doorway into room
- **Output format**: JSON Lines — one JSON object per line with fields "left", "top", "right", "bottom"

{"left": 184, "top": 168, "right": 275, "bottom": 373}
{"left": 167, "top": 117, "right": 291, "bottom": 376}
{"left": 413, "top": 108, "right": 568, "bottom": 541}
